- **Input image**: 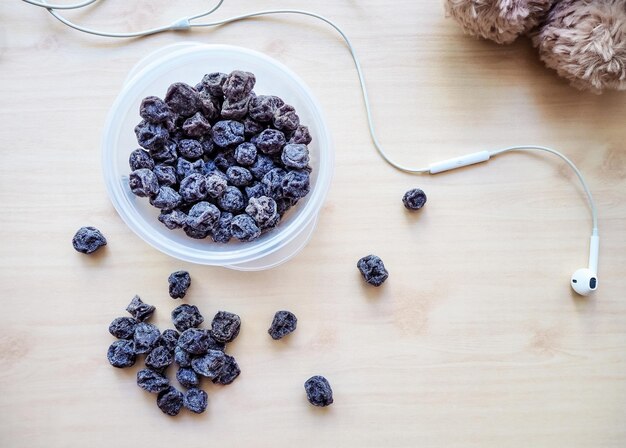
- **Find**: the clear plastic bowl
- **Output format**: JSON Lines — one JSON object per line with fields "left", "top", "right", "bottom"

{"left": 101, "top": 43, "right": 334, "bottom": 270}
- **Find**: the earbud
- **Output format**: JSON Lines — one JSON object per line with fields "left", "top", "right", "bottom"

{"left": 570, "top": 232, "right": 599, "bottom": 296}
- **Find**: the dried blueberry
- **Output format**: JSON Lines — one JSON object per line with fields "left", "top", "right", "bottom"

{"left": 217, "top": 186, "right": 245, "bottom": 213}
{"left": 268, "top": 310, "right": 297, "bottom": 340}
{"left": 150, "top": 139, "right": 177, "bottom": 163}
{"left": 72, "top": 226, "right": 107, "bottom": 254}
{"left": 126, "top": 295, "right": 155, "bottom": 322}
{"left": 357, "top": 254, "right": 388, "bottom": 287}
{"left": 129, "top": 168, "right": 159, "bottom": 197}
{"left": 230, "top": 214, "right": 261, "bottom": 242}
{"left": 245, "top": 196, "right": 279, "bottom": 229}
{"left": 129, "top": 148, "right": 155, "bottom": 171}
{"left": 226, "top": 166, "right": 253, "bottom": 187}
{"left": 222, "top": 70, "right": 256, "bottom": 101}
{"left": 133, "top": 322, "right": 161, "bottom": 355}
{"left": 214, "top": 150, "right": 237, "bottom": 172}
{"left": 179, "top": 173, "right": 208, "bottom": 203}
{"left": 176, "top": 157, "right": 204, "bottom": 182}
{"left": 249, "top": 154, "right": 275, "bottom": 179}
{"left": 191, "top": 350, "right": 226, "bottom": 379}
{"left": 198, "top": 91, "right": 221, "bottom": 121}
{"left": 281, "top": 170, "right": 310, "bottom": 199}
{"left": 178, "top": 139, "right": 204, "bottom": 159}
{"left": 137, "top": 368, "right": 170, "bottom": 393}
{"left": 183, "top": 388, "right": 208, "bottom": 414}
{"left": 174, "top": 346, "right": 192, "bottom": 367}
{"left": 210, "top": 311, "right": 241, "bottom": 343}
{"left": 140, "top": 96, "right": 172, "bottom": 124}
{"left": 253, "top": 129, "right": 286, "bottom": 155}
{"left": 245, "top": 182, "right": 266, "bottom": 199}
{"left": 249, "top": 95, "right": 284, "bottom": 122}
{"left": 402, "top": 188, "right": 427, "bottom": 210}
{"left": 158, "top": 209, "right": 187, "bottom": 230}
{"left": 168, "top": 270, "right": 191, "bottom": 299}
{"left": 135, "top": 120, "right": 170, "bottom": 151}
{"left": 145, "top": 345, "right": 174, "bottom": 371}
{"left": 186, "top": 201, "right": 221, "bottom": 232}
{"left": 157, "top": 386, "right": 184, "bottom": 416}
{"left": 153, "top": 164, "right": 177, "bottom": 187}
{"left": 182, "top": 226, "right": 210, "bottom": 240}
{"left": 172, "top": 304, "right": 204, "bottom": 332}
{"left": 200, "top": 72, "right": 228, "bottom": 97}
{"left": 210, "top": 211, "right": 233, "bottom": 243}
{"left": 211, "top": 120, "right": 245, "bottom": 148}
{"left": 149, "top": 186, "right": 182, "bottom": 210}
{"left": 273, "top": 104, "right": 299, "bottom": 132}
{"left": 160, "top": 329, "right": 180, "bottom": 352}
{"left": 177, "top": 328, "right": 210, "bottom": 354}
{"left": 213, "top": 354, "right": 240, "bottom": 385}
{"left": 221, "top": 93, "right": 253, "bottom": 120}
{"left": 205, "top": 173, "right": 228, "bottom": 199}
{"left": 164, "top": 82, "right": 200, "bottom": 117}
{"left": 261, "top": 168, "right": 286, "bottom": 200}
{"left": 107, "top": 339, "right": 136, "bottom": 368}
{"left": 234, "top": 142, "right": 257, "bottom": 166}
{"left": 182, "top": 112, "right": 211, "bottom": 138}
{"left": 288, "top": 125, "right": 312, "bottom": 145}
{"left": 176, "top": 367, "right": 199, "bottom": 389}
{"left": 276, "top": 197, "right": 296, "bottom": 217}
{"left": 243, "top": 116, "right": 264, "bottom": 138}
{"left": 304, "top": 375, "right": 333, "bottom": 407}
{"left": 108, "top": 317, "right": 138, "bottom": 340}
{"left": 281, "top": 143, "right": 310, "bottom": 169}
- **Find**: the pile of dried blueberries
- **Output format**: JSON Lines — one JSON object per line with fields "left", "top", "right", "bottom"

{"left": 129, "top": 70, "right": 313, "bottom": 243}
{"left": 107, "top": 295, "right": 241, "bottom": 416}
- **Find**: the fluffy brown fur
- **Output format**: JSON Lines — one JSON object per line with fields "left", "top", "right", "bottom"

{"left": 532, "top": 0, "right": 626, "bottom": 92}
{"left": 445, "top": 0, "right": 554, "bottom": 44}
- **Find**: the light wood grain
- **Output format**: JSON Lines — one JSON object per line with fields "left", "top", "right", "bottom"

{"left": 1, "top": 1, "right": 625, "bottom": 447}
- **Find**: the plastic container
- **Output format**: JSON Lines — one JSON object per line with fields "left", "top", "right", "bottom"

{"left": 101, "top": 43, "right": 333, "bottom": 270}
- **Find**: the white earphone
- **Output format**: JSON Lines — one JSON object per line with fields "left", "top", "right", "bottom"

{"left": 23, "top": 0, "right": 599, "bottom": 295}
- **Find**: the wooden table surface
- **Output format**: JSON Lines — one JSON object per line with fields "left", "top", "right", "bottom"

{"left": 1, "top": 1, "right": 625, "bottom": 447}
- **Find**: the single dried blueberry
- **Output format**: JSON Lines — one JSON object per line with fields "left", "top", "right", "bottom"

{"left": 222, "top": 70, "right": 256, "bottom": 101}
{"left": 177, "top": 328, "right": 210, "bottom": 354}
{"left": 153, "top": 164, "right": 177, "bottom": 187}
{"left": 168, "top": 270, "right": 191, "bottom": 299}
{"left": 160, "top": 329, "right": 180, "bottom": 352}
{"left": 108, "top": 317, "right": 138, "bottom": 339}
{"left": 221, "top": 93, "right": 253, "bottom": 120}
{"left": 129, "top": 148, "right": 155, "bottom": 171}
{"left": 158, "top": 209, "right": 187, "bottom": 230}
{"left": 252, "top": 129, "right": 286, "bottom": 155}
{"left": 281, "top": 170, "right": 310, "bottom": 200}
{"left": 203, "top": 174, "right": 225, "bottom": 200}
{"left": 249, "top": 95, "right": 284, "bottom": 122}
{"left": 135, "top": 120, "right": 170, "bottom": 151}
{"left": 288, "top": 125, "right": 312, "bottom": 145}
{"left": 126, "top": 295, "right": 156, "bottom": 322}
{"left": 200, "top": 72, "right": 228, "bottom": 97}
{"left": 210, "top": 311, "right": 241, "bottom": 343}
{"left": 183, "top": 388, "right": 208, "bottom": 414}
{"left": 140, "top": 96, "right": 173, "bottom": 124}
{"left": 134, "top": 322, "right": 161, "bottom": 355}
{"left": 198, "top": 91, "right": 221, "bottom": 121}
{"left": 137, "top": 368, "right": 170, "bottom": 393}
{"left": 217, "top": 186, "right": 245, "bottom": 213}
{"left": 107, "top": 340, "right": 136, "bottom": 368}
{"left": 145, "top": 345, "right": 174, "bottom": 371}
{"left": 157, "top": 386, "right": 184, "bottom": 416}
{"left": 149, "top": 186, "right": 182, "bottom": 210}
{"left": 212, "top": 120, "right": 245, "bottom": 148}
{"left": 281, "top": 144, "right": 310, "bottom": 169}
{"left": 129, "top": 168, "right": 159, "bottom": 198}
{"left": 402, "top": 188, "right": 427, "bottom": 210}
{"left": 172, "top": 304, "right": 204, "bottom": 332}
{"left": 261, "top": 168, "right": 286, "bottom": 200}
{"left": 176, "top": 367, "right": 199, "bottom": 389}
{"left": 175, "top": 158, "right": 204, "bottom": 182}
{"left": 212, "top": 354, "right": 241, "bottom": 385}
{"left": 164, "top": 82, "right": 200, "bottom": 117}
{"left": 230, "top": 214, "right": 261, "bottom": 242}
{"left": 245, "top": 182, "right": 266, "bottom": 199}
{"left": 182, "top": 226, "right": 210, "bottom": 240}
{"left": 273, "top": 104, "right": 300, "bottom": 132}
{"left": 72, "top": 226, "right": 107, "bottom": 254}
{"left": 234, "top": 142, "right": 257, "bottom": 166}
{"left": 213, "top": 151, "right": 236, "bottom": 172}
{"left": 205, "top": 330, "right": 226, "bottom": 351}
{"left": 357, "top": 254, "right": 389, "bottom": 287}
{"left": 268, "top": 310, "right": 297, "bottom": 340}
{"left": 243, "top": 116, "right": 264, "bottom": 138}
{"left": 174, "top": 346, "right": 192, "bottom": 367}
{"left": 210, "top": 211, "right": 233, "bottom": 243}
{"left": 179, "top": 173, "right": 208, "bottom": 203}
{"left": 226, "top": 166, "right": 253, "bottom": 187}
{"left": 249, "top": 154, "right": 276, "bottom": 180}
{"left": 191, "top": 350, "right": 226, "bottom": 379}
{"left": 245, "top": 196, "right": 279, "bottom": 229}
{"left": 182, "top": 112, "right": 211, "bottom": 138}
{"left": 150, "top": 139, "right": 178, "bottom": 163}
{"left": 304, "top": 375, "right": 333, "bottom": 407}
{"left": 186, "top": 201, "right": 221, "bottom": 232}
{"left": 178, "top": 139, "right": 204, "bottom": 159}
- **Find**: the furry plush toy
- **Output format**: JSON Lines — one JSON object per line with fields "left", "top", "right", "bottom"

{"left": 445, "top": 0, "right": 626, "bottom": 93}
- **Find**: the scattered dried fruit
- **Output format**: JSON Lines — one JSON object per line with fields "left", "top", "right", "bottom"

{"left": 72, "top": 226, "right": 107, "bottom": 254}
{"left": 168, "top": 270, "right": 191, "bottom": 299}
{"left": 304, "top": 375, "right": 334, "bottom": 407}
{"left": 157, "top": 386, "right": 184, "bottom": 416}
{"left": 357, "top": 254, "right": 389, "bottom": 287}
{"left": 268, "top": 311, "right": 297, "bottom": 340}
{"left": 137, "top": 368, "right": 170, "bottom": 393}
{"left": 402, "top": 188, "right": 427, "bottom": 210}
{"left": 210, "top": 311, "right": 241, "bottom": 343}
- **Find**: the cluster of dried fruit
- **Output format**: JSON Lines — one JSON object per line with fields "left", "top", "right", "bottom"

{"left": 128, "top": 70, "right": 314, "bottom": 243}
{"left": 107, "top": 293, "right": 241, "bottom": 416}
